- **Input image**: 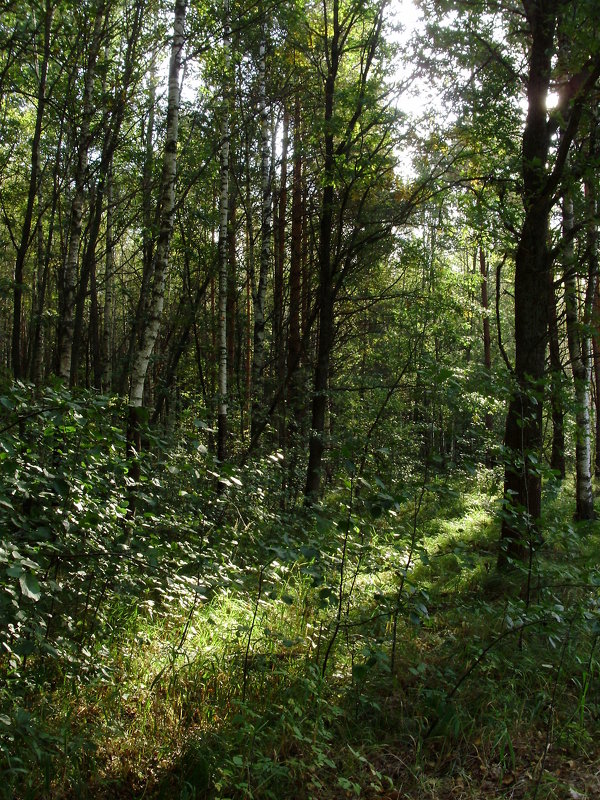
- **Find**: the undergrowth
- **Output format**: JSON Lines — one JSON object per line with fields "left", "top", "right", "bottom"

{"left": 1, "top": 385, "right": 599, "bottom": 799}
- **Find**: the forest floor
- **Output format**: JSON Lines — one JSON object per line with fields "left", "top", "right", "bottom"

{"left": 3, "top": 466, "right": 600, "bottom": 800}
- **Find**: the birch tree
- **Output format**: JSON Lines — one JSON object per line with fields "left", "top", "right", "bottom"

{"left": 250, "top": 19, "right": 271, "bottom": 440}
{"left": 128, "top": 0, "right": 186, "bottom": 483}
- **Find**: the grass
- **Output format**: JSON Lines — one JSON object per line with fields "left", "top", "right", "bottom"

{"left": 3, "top": 469, "right": 600, "bottom": 799}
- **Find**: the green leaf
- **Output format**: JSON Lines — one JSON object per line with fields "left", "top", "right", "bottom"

{"left": 19, "top": 572, "right": 41, "bottom": 602}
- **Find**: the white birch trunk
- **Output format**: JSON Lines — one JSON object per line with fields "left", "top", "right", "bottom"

{"left": 251, "top": 22, "right": 271, "bottom": 439}
{"left": 129, "top": 0, "right": 186, "bottom": 408}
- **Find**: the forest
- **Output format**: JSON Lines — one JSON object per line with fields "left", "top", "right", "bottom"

{"left": 1, "top": 0, "right": 600, "bottom": 796}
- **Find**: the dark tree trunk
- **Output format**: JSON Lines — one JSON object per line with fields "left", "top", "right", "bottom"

{"left": 548, "top": 265, "right": 566, "bottom": 479}
{"left": 12, "top": 0, "right": 52, "bottom": 379}
{"left": 594, "top": 283, "right": 600, "bottom": 477}
{"left": 304, "top": 6, "right": 339, "bottom": 500}
{"left": 287, "top": 91, "right": 303, "bottom": 436}
{"left": 499, "top": 1, "right": 557, "bottom": 568}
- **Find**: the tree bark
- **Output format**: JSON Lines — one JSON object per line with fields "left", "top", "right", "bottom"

{"left": 479, "top": 246, "right": 493, "bottom": 432}
{"left": 499, "top": 1, "right": 557, "bottom": 567}
{"left": 128, "top": 0, "right": 185, "bottom": 409}
{"left": 101, "top": 161, "right": 114, "bottom": 392}
{"left": 563, "top": 191, "right": 595, "bottom": 519}
{"left": 304, "top": 0, "right": 339, "bottom": 500}
{"left": 304, "top": 0, "right": 385, "bottom": 499}
{"left": 57, "top": 0, "right": 108, "bottom": 382}
{"left": 11, "top": 0, "right": 52, "bottom": 380}
{"left": 548, "top": 264, "right": 566, "bottom": 478}
{"left": 250, "top": 21, "right": 272, "bottom": 441}
{"left": 217, "top": 0, "right": 231, "bottom": 464}
{"left": 287, "top": 91, "right": 303, "bottom": 436}
{"left": 594, "top": 282, "right": 600, "bottom": 477}
{"left": 274, "top": 106, "right": 289, "bottom": 448}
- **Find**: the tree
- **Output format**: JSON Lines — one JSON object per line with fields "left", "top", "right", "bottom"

{"left": 11, "top": 0, "right": 53, "bottom": 380}
{"left": 499, "top": 0, "right": 600, "bottom": 566}
{"left": 563, "top": 182, "right": 596, "bottom": 520}
{"left": 304, "top": 0, "right": 392, "bottom": 499}
{"left": 57, "top": 0, "right": 111, "bottom": 382}
{"left": 127, "top": 0, "right": 187, "bottom": 498}
{"left": 217, "top": 0, "right": 231, "bottom": 463}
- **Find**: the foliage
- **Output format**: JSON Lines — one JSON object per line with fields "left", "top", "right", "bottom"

{"left": 0, "top": 383, "right": 599, "bottom": 798}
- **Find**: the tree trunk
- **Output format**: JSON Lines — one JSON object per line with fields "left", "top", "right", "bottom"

{"left": 287, "top": 91, "right": 303, "bottom": 437}
{"left": 499, "top": 2, "right": 557, "bottom": 567}
{"left": 274, "top": 106, "right": 289, "bottom": 448}
{"left": 101, "top": 161, "right": 114, "bottom": 392}
{"left": 57, "top": 0, "right": 107, "bottom": 382}
{"left": 304, "top": 0, "right": 385, "bottom": 499}
{"left": 128, "top": 0, "right": 185, "bottom": 409}
{"left": 12, "top": 0, "right": 52, "bottom": 380}
{"left": 479, "top": 246, "right": 493, "bottom": 432}
{"left": 304, "top": 2, "right": 339, "bottom": 500}
{"left": 250, "top": 22, "right": 272, "bottom": 441}
{"left": 217, "top": 0, "right": 231, "bottom": 464}
{"left": 563, "top": 191, "right": 595, "bottom": 519}
{"left": 594, "top": 282, "right": 600, "bottom": 477}
{"left": 548, "top": 264, "right": 566, "bottom": 478}
{"left": 119, "top": 67, "right": 157, "bottom": 395}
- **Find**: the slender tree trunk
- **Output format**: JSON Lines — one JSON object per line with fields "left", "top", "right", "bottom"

{"left": 58, "top": 1, "right": 107, "bottom": 382}
{"left": 12, "top": 0, "right": 52, "bottom": 379}
{"left": 101, "top": 161, "right": 114, "bottom": 392}
{"left": 71, "top": 182, "right": 102, "bottom": 384}
{"left": 227, "top": 192, "right": 237, "bottom": 389}
{"left": 217, "top": 0, "right": 231, "bottom": 463}
{"left": 304, "top": 0, "right": 385, "bottom": 498}
{"left": 593, "top": 282, "right": 600, "bottom": 477}
{"left": 30, "top": 117, "right": 64, "bottom": 386}
{"left": 129, "top": 0, "right": 185, "bottom": 408}
{"left": 119, "top": 68, "right": 157, "bottom": 395}
{"left": 127, "top": 0, "right": 186, "bottom": 508}
{"left": 251, "top": 21, "right": 272, "bottom": 441}
{"left": 305, "top": 2, "right": 339, "bottom": 500}
{"left": 274, "top": 106, "right": 289, "bottom": 447}
{"left": 548, "top": 264, "right": 566, "bottom": 478}
{"left": 584, "top": 130, "right": 599, "bottom": 485}
{"left": 564, "top": 191, "right": 595, "bottom": 518}
{"left": 30, "top": 154, "right": 47, "bottom": 386}
{"left": 479, "top": 246, "right": 493, "bottom": 432}
{"left": 287, "top": 92, "right": 303, "bottom": 435}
